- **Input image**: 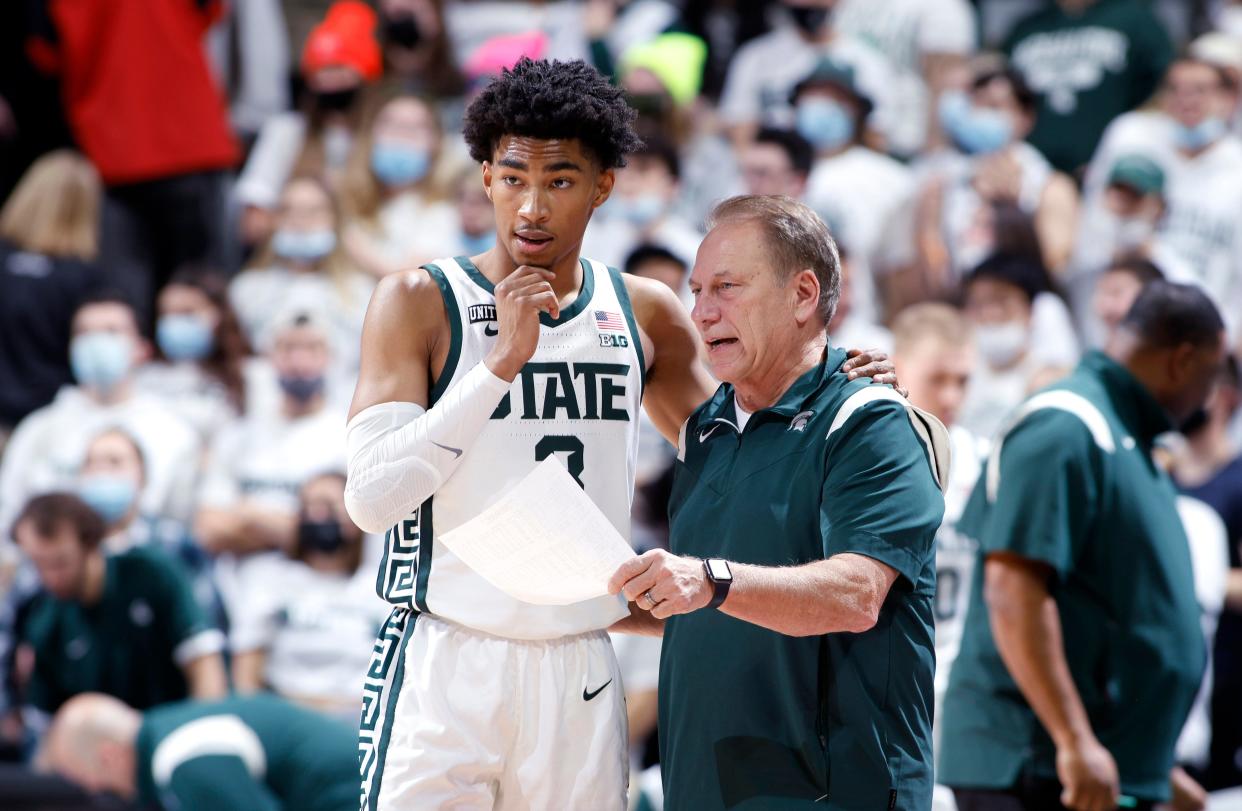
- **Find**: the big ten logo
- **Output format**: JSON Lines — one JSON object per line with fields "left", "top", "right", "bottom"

{"left": 599, "top": 334, "right": 629, "bottom": 349}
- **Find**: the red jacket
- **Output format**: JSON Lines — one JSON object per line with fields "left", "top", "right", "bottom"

{"left": 27, "top": 0, "right": 239, "bottom": 185}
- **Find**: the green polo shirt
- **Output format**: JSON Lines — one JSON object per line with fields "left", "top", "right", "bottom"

{"left": 939, "top": 351, "right": 1205, "bottom": 803}
{"left": 21, "top": 547, "right": 223, "bottom": 712}
{"left": 660, "top": 349, "right": 945, "bottom": 810}
{"left": 134, "top": 693, "right": 358, "bottom": 811}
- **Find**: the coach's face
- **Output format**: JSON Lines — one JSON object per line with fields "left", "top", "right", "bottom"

{"left": 691, "top": 220, "right": 820, "bottom": 389}
{"left": 482, "top": 136, "right": 614, "bottom": 270}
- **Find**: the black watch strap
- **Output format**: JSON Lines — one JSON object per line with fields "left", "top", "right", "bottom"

{"left": 703, "top": 558, "right": 732, "bottom": 610}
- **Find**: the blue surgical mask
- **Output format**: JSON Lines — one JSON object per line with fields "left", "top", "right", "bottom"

{"left": 941, "top": 92, "right": 1013, "bottom": 155}
{"left": 79, "top": 474, "right": 137, "bottom": 524}
{"left": 279, "top": 373, "right": 326, "bottom": 403}
{"left": 612, "top": 194, "right": 666, "bottom": 228}
{"left": 796, "top": 98, "right": 855, "bottom": 151}
{"left": 272, "top": 229, "right": 336, "bottom": 262}
{"left": 370, "top": 142, "right": 431, "bottom": 186}
{"left": 70, "top": 332, "right": 133, "bottom": 392}
{"left": 460, "top": 230, "right": 496, "bottom": 255}
{"left": 157, "top": 314, "right": 215, "bottom": 362}
{"left": 1174, "top": 117, "right": 1226, "bottom": 152}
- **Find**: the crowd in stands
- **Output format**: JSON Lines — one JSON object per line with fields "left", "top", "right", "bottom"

{"left": 1, "top": 1, "right": 1241, "bottom": 808}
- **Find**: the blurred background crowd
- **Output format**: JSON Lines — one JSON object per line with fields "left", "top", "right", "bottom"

{"left": 1, "top": 0, "right": 1242, "bottom": 809}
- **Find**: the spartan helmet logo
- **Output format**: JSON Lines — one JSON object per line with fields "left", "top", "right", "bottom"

{"left": 790, "top": 410, "right": 814, "bottom": 432}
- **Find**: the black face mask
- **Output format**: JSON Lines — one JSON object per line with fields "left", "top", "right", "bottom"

{"left": 298, "top": 518, "right": 347, "bottom": 554}
{"left": 1178, "top": 407, "right": 1210, "bottom": 437}
{"left": 384, "top": 14, "right": 422, "bottom": 49}
{"left": 279, "top": 374, "right": 326, "bottom": 404}
{"left": 314, "top": 86, "right": 359, "bottom": 112}
{"left": 788, "top": 6, "right": 830, "bottom": 34}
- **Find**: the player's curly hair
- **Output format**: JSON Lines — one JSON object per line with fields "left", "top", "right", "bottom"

{"left": 462, "top": 58, "right": 644, "bottom": 169}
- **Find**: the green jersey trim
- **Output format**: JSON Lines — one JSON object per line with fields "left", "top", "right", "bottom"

{"left": 423, "top": 263, "right": 461, "bottom": 405}
{"left": 606, "top": 265, "right": 646, "bottom": 399}
{"left": 366, "top": 612, "right": 417, "bottom": 811}
{"left": 454, "top": 255, "right": 596, "bottom": 328}
{"left": 414, "top": 499, "right": 433, "bottom": 613}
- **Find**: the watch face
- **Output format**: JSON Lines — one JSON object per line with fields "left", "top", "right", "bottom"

{"left": 707, "top": 559, "right": 732, "bottom": 581}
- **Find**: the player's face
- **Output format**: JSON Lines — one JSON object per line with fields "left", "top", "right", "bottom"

{"left": 894, "top": 340, "right": 974, "bottom": 427}
{"left": 690, "top": 219, "right": 814, "bottom": 386}
{"left": 15, "top": 521, "right": 89, "bottom": 600}
{"left": 482, "top": 136, "right": 614, "bottom": 270}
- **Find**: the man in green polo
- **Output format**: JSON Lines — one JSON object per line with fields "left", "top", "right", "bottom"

{"left": 40, "top": 691, "right": 357, "bottom": 810}
{"left": 939, "top": 280, "right": 1225, "bottom": 811}
{"left": 609, "top": 194, "right": 947, "bottom": 810}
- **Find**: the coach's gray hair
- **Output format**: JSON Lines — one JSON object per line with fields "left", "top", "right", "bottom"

{"left": 705, "top": 195, "right": 842, "bottom": 325}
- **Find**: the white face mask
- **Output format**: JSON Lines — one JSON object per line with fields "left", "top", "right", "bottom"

{"left": 1100, "top": 211, "right": 1155, "bottom": 252}
{"left": 974, "top": 320, "right": 1029, "bottom": 368}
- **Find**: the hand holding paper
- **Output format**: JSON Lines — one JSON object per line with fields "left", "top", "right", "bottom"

{"left": 436, "top": 457, "right": 637, "bottom": 605}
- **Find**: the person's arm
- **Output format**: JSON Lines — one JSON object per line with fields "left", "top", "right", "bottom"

{"left": 1036, "top": 172, "right": 1080, "bottom": 276}
{"left": 984, "top": 553, "right": 1119, "bottom": 811}
{"left": 231, "top": 650, "right": 268, "bottom": 693}
{"left": 165, "top": 756, "right": 282, "bottom": 811}
{"left": 343, "top": 264, "right": 558, "bottom": 533}
{"left": 195, "top": 505, "right": 297, "bottom": 556}
{"left": 183, "top": 653, "right": 228, "bottom": 700}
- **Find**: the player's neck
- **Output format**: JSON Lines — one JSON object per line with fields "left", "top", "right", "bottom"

{"left": 480, "top": 246, "right": 583, "bottom": 300}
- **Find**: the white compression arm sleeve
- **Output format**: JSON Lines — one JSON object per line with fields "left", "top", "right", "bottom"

{"left": 344, "top": 362, "right": 512, "bottom": 533}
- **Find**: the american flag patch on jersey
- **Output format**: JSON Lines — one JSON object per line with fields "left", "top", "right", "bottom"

{"left": 594, "top": 310, "right": 625, "bottom": 331}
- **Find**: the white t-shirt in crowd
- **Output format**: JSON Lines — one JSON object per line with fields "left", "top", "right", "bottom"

{"left": 581, "top": 212, "right": 703, "bottom": 272}
{"left": 832, "top": 315, "right": 894, "bottom": 356}
{"left": 833, "top": 0, "right": 977, "bottom": 155}
{"left": 957, "top": 350, "right": 1048, "bottom": 441}
{"left": 0, "top": 386, "right": 202, "bottom": 540}
{"left": 228, "top": 265, "right": 374, "bottom": 371}
{"left": 231, "top": 553, "right": 391, "bottom": 721}
{"left": 718, "top": 26, "right": 899, "bottom": 149}
{"left": 132, "top": 360, "right": 257, "bottom": 445}
{"left": 360, "top": 191, "right": 462, "bottom": 268}
{"left": 1085, "top": 111, "right": 1242, "bottom": 336}
{"left": 806, "top": 145, "right": 917, "bottom": 321}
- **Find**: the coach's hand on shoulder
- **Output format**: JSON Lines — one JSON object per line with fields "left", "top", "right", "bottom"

{"left": 486, "top": 265, "right": 559, "bottom": 381}
{"left": 1056, "top": 734, "right": 1119, "bottom": 811}
{"left": 841, "top": 348, "right": 907, "bottom": 398}
{"left": 608, "top": 549, "right": 713, "bottom": 620}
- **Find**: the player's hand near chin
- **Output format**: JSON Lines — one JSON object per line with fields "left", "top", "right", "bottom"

{"left": 485, "top": 265, "right": 560, "bottom": 381}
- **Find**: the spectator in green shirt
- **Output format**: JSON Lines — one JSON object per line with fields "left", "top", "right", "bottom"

{"left": 940, "top": 280, "right": 1226, "bottom": 811}
{"left": 12, "top": 492, "right": 227, "bottom": 714}
{"left": 40, "top": 691, "right": 357, "bottom": 811}
{"left": 610, "top": 195, "right": 947, "bottom": 810}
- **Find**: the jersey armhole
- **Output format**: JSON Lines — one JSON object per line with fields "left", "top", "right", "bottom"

{"left": 606, "top": 266, "right": 648, "bottom": 399}
{"left": 422, "top": 263, "right": 462, "bottom": 407}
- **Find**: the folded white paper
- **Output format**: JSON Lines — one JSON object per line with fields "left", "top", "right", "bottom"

{"left": 436, "top": 457, "right": 637, "bottom": 605}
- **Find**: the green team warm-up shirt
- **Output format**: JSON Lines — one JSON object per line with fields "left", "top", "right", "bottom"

{"left": 21, "top": 547, "right": 224, "bottom": 712}
{"left": 660, "top": 349, "right": 946, "bottom": 810}
{"left": 939, "top": 351, "right": 1205, "bottom": 803}
{"left": 134, "top": 694, "right": 358, "bottom": 811}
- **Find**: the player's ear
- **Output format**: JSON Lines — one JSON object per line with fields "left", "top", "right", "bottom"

{"left": 481, "top": 162, "right": 494, "bottom": 202}
{"left": 592, "top": 168, "right": 616, "bottom": 209}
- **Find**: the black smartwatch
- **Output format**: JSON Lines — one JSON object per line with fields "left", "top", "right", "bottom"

{"left": 703, "top": 558, "right": 733, "bottom": 609}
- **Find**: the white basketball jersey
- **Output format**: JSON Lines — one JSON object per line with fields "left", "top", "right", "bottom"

{"left": 375, "top": 256, "right": 643, "bottom": 639}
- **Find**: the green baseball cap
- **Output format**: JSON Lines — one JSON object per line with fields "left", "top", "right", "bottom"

{"left": 1107, "top": 154, "right": 1165, "bottom": 195}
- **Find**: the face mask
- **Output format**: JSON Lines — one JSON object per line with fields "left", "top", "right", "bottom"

{"left": 940, "top": 92, "right": 1012, "bottom": 155}
{"left": 298, "top": 518, "right": 347, "bottom": 554}
{"left": 157, "top": 314, "right": 215, "bottom": 362}
{"left": 272, "top": 229, "right": 336, "bottom": 263}
{"left": 612, "top": 195, "right": 666, "bottom": 228}
{"left": 79, "top": 474, "right": 137, "bottom": 524}
{"left": 1114, "top": 216, "right": 1155, "bottom": 250}
{"left": 383, "top": 14, "right": 422, "bottom": 49}
{"left": 1174, "top": 117, "right": 1226, "bottom": 152}
{"left": 788, "top": 6, "right": 830, "bottom": 33}
{"left": 460, "top": 230, "right": 496, "bottom": 255}
{"left": 314, "top": 87, "right": 359, "bottom": 113}
{"left": 371, "top": 142, "right": 431, "bottom": 187}
{"left": 71, "top": 332, "right": 133, "bottom": 391}
{"left": 279, "top": 373, "right": 326, "bottom": 403}
{"left": 974, "top": 320, "right": 1029, "bottom": 368}
{"left": 796, "top": 98, "right": 855, "bottom": 151}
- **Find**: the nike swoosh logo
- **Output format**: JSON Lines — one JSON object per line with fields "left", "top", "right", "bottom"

{"left": 583, "top": 679, "right": 612, "bottom": 701}
{"left": 484, "top": 324, "right": 498, "bottom": 336}
{"left": 431, "top": 441, "right": 462, "bottom": 459}
{"left": 699, "top": 425, "right": 720, "bottom": 442}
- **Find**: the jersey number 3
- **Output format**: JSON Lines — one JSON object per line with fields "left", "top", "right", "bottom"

{"left": 534, "top": 435, "right": 585, "bottom": 488}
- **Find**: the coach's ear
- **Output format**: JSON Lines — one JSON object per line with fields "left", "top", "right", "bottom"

{"left": 592, "top": 168, "right": 615, "bottom": 209}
